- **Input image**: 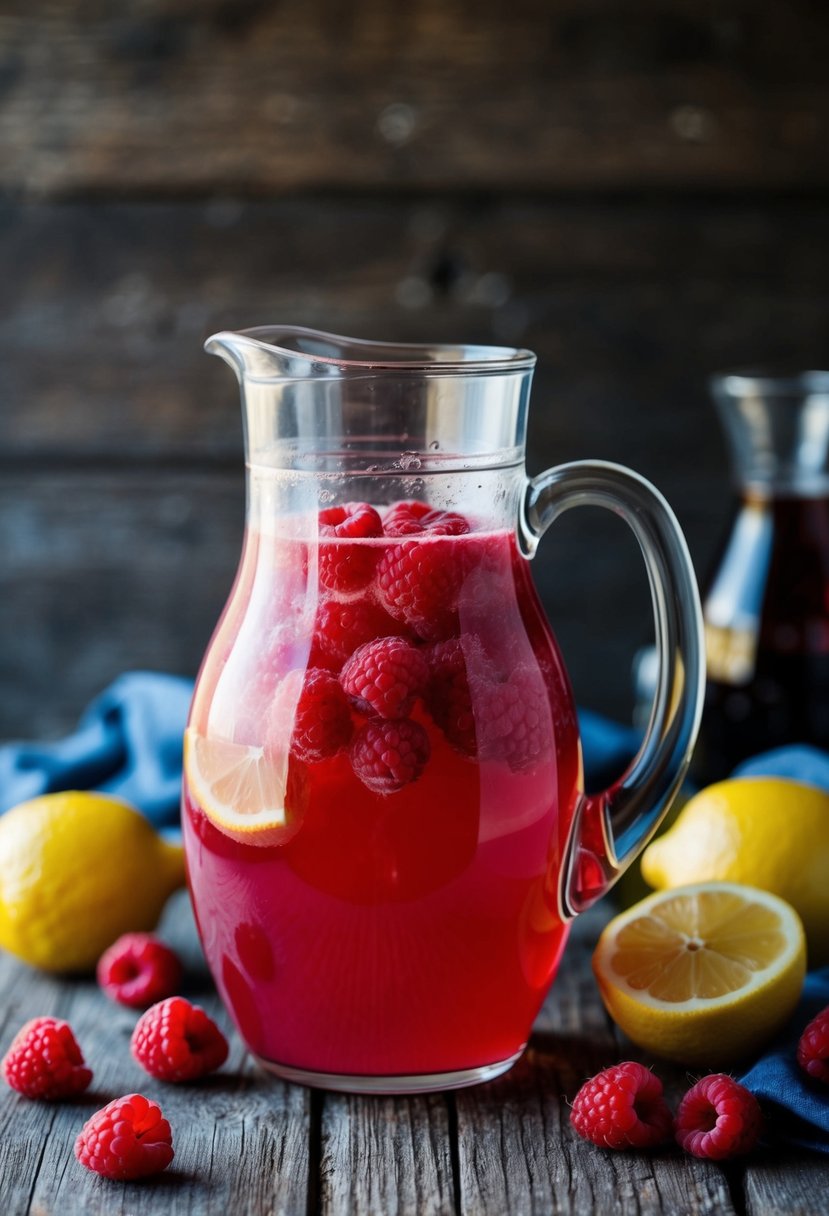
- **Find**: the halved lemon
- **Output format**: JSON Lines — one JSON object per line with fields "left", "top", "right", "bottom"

{"left": 183, "top": 728, "right": 300, "bottom": 847}
{"left": 593, "top": 882, "right": 806, "bottom": 1067}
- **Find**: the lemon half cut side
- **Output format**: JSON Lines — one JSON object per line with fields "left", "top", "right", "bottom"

{"left": 184, "top": 728, "right": 298, "bottom": 848}
{"left": 592, "top": 882, "right": 806, "bottom": 1068}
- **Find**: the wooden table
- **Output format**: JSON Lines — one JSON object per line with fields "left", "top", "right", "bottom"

{"left": 0, "top": 894, "right": 825, "bottom": 1216}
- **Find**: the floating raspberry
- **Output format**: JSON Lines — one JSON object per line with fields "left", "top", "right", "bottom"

{"left": 797, "top": 1005, "right": 829, "bottom": 1084}
{"left": 75, "top": 1093, "right": 174, "bottom": 1181}
{"left": 319, "top": 502, "right": 383, "bottom": 592}
{"left": 309, "top": 597, "right": 401, "bottom": 670}
{"left": 97, "top": 933, "right": 183, "bottom": 1009}
{"left": 376, "top": 538, "right": 464, "bottom": 641}
{"left": 350, "top": 718, "right": 430, "bottom": 793}
{"left": 476, "top": 664, "right": 550, "bottom": 772}
{"left": 289, "top": 667, "right": 353, "bottom": 761}
{"left": 384, "top": 501, "right": 470, "bottom": 537}
{"left": 131, "top": 997, "right": 229, "bottom": 1083}
{"left": 426, "top": 638, "right": 477, "bottom": 755}
{"left": 570, "top": 1061, "right": 674, "bottom": 1150}
{"left": 2, "top": 1017, "right": 92, "bottom": 1100}
{"left": 341, "top": 636, "right": 430, "bottom": 719}
{"left": 675, "top": 1074, "right": 763, "bottom": 1159}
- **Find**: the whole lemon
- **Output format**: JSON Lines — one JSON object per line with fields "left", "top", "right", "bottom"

{"left": 641, "top": 777, "right": 829, "bottom": 966}
{"left": 0, "top": 792, "right": 185, "bottom": 972}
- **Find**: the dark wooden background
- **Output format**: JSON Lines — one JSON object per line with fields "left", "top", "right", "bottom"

{"left": 2, "top": 0, "right": 829, "bottom": 740}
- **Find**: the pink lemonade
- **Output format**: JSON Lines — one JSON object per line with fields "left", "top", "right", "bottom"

{"left": 183, "top": 501, "right": 582, "bottom": 1082}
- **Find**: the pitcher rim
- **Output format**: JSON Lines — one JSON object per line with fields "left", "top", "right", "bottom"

{"left": 712, "top": 368, "right": 829, "bottom": 396}
{"left": 206, "top": 326, "right": 537, "bottom": 376}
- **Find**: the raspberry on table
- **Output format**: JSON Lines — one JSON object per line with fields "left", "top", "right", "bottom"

{"left": 319, "top": 503, "right": 383, "bottom": 592}
{"left": 426, "top": 638, "right": 477, "bottom": 755}
{"left": 74, "top": 1092, "right": 174, "bottom": 1181}
{"left": 674, "top": 1074, "right": 763, "bottom": 1159}
{"left": 375, "top": 538, "right": 465, "bottom": 641}
{"left": 383, "top": 501, "right": 470, "bottom": 537}
{"left": 569, "top": 1061, "right": 674, "bottom": 1150}
{"left": 2, "top": 1016, "right": 92, "bottom": 1100}
{"left": 309, "top": 597, "right": 402, "bottom": 670}
{"left": 290, "top": 667, "right": 353, "bottom": 761}
{"left": 131, "top": 996, "right": 229, "bottom": 1083}
{"left": 341, "top": 635, "right": 430, "bottom": 719}
{"left": 97, "top": 933, "right": 183, "bottom": 1009}
{"left": 796, "top": 1004, "right": 829, "bottom": 1084}
{"left": 350, "top": 718, "right": 430, "bottom": 793}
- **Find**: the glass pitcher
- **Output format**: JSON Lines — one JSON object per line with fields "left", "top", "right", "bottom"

{"left": 183, "top": 327, "right": 703, "bottom": 1094}
{"left": 692, "top": 370, "right": 829, "bottom": 783}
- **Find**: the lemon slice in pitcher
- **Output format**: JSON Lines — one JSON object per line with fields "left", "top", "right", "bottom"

{"left": 592, "top": 882, "right": 806, "bottom": 1068}
{"left": 184, "top": 728, "right": 299, "bottom": 847}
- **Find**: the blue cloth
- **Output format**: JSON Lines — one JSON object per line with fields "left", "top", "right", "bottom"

{"left": 0, "top": 672, "right": 193, "bottom": 827}
{"left": 734, "top": 745, "right": 829, "bottom": 794}
{"left": 740, "top": 969, "right": 829, "bottom": 1153}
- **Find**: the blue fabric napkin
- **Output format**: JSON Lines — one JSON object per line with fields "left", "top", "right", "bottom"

{"left": 740, "top": 970, "right": 829, "bottom": 1153}
{"left": 0, "top": 672, "right": 193, "bottom": 827}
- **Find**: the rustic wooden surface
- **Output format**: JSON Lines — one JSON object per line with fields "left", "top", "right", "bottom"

{"left": 0, "top": 893, "right": 823, "bottom": 1216}
{"left": 3, "top": 0, "right": 829, "bottom": 196}
{"left": 1, "top": 0, "right": 828, "bottom": 731}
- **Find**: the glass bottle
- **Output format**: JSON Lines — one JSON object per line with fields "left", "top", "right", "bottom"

{"left": 692, "top": 370, "right": 829, "bottom": 783}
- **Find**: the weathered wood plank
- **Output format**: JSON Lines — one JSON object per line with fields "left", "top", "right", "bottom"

{"left": 2, "top": 0, "right": 829, "bottom": 195}
{"left": 744, "top": 1155, "right": 829, "bottom": 1216}
{"left": 0, "top": 893, "right": 312, "bottom": 1216}
{"left": 319, "top": 1093, "right": 455, "bottom": 1216}
{"left": 453, "top": 907, "right": 739, "bottom": 1216}
{"left": 2, "top": 198, "right": 828, "bottom": 465}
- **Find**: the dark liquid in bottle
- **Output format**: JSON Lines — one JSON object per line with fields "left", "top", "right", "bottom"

{"left": 692, "top": 494, "right": 829, "bottom": 783}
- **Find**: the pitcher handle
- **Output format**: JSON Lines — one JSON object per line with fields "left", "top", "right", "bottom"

{"left": 521, "top": 460, "right": 705, "bottom": 917}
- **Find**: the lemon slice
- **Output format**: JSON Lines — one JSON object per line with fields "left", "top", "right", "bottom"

{"left": 184, "top": 728, "right": 298, "bottom": 847}
{"left": 592, "top": 882, "right": 806, "bottom": 1067}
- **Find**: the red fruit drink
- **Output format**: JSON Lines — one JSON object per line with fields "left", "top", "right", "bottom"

{"left": 183, "top": 501, "right": 582, "bottom": 1084}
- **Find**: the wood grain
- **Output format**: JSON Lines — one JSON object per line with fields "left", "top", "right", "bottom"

{"left": 2, "top": 0, "right": 829, "bottom": 196}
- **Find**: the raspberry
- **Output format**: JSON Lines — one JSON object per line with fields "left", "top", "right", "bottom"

{"left": 341, "top": 636, "right": 429, "bottom": 719}
{"left": 290, "top": 667, "right": 353, "bottom": 761}
{"left": 309, "top": 597, "right": 401, "bottom": 670}
{"left": 570, "top": 1061, "right": 674, "bottom": 1150}
{"left": 131, "top": 996, "right": 229, "bottom": 1083}
{"left": 426, "top": 638, "right": 476, "bottom": 755}
{"left": 797, "top": 1004, "right": 829, "bottom": 1084}
{"left": 675, "top": 1074, "right": 763, "bottom": 1159}
{"left": 2, "top": 1017, "right": 92, "bottom": 1100}
{"left": 384, "top": 501, "right": 470, "bottom": 537}
{"left": 476, "top": 664, "right": 550, "bottom": 772}
{"left": 74, "top": 1093, "right": 174, "bottom": 1180}
{"left": 319, "top": 502, "right": 383, "bottom": 592}
{"left": 350, "top": 718, "right": 430, "bottom": 793}
{"left": 97, "top": 933, "right": 183, "bottom": 1009}
{"left": 376, "top": 537, "right": 465, "bottom": 641}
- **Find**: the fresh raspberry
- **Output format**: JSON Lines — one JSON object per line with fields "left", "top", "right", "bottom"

{"left": 570, "top": 1061, "right": 674, "bottom": 1150}
{"left": 384, "top": 501, "right": 470, "bottom": 537}
{"left": 289, "top": 667, "right": 353, "bottom": 761}
{"left": 341, "top": 636, "right": 429, "bottom": 719}
{"left": 319, "top": 502, "right": 383, "bottom": 592}
{"left": 675, "top": 1074, "right": 763, "bottom": 1159}
{"left": 475, "top": 664, "right": 550, "bottom": 772}
{"left": 350, "top": 718, "right": 430, "bottom": 793}
{"left": 2, "top": 1017, "right": 92, "bottom": 1100}
{"left": 376, "top": 537, "right": 465, "bottom": 641}
{"left": 309, "top": 597, "right": 401, "bottom": 670}
{"left": 797, "top": 1005, "right": 829, "bottom": 1084}
{"left": 97, "top": 933, "right": 183, "bottom": 1009}
{"left": 74, "top": 1093, "right": 174, "bottom": 1181}
{"left": 130, "top": 997, "right": 229, "bottom": 1083}
{"left": 426, "top": 638, "right": 476, "bottom": 755}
